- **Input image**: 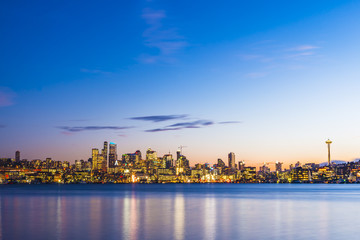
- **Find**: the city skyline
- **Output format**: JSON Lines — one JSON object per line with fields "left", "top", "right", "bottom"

{"left": 0, "top": 138, "right": 352, "bottom": 171}
{"left": 2, "top": 1, "right": 360, "bottom": 165}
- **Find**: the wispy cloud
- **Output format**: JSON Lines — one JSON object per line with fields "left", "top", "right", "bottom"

{"left": 285, "top": 51, "right": 316, "bottom": 59}
{"left": 289, "top": 45, "right": 319, "bottom": 51}
{"left": 218, "top": 121, "right": 242, "bottom": 124}
{"left": 240, "top": 42, "right": 322, "bottom": 76}
{"left": 140, "top": 8, "right": 186, "bottom": 63}
{"left": 145, "top": 120, "right": 215, "bottom": 132}
{"left": 168, "top": 120, "right": 214, "bottom": 128}
{"left": 129, "top": 114, "right": 188, "bottom": 122}
{"left": 0, "top": 87, "right": 16, "bottom": 107}
{"left": 58, "top": 126, "right": 133, "bottom": 133}
{"left": 0, "top": 124, "right": 5, "bottom": 128}
{"left": 146, "top": 127, "right": 182, "bottom": 132}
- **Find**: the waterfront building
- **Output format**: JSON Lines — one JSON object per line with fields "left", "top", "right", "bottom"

{"left": 290, "top": 167, "right": 311, "bottom": 182}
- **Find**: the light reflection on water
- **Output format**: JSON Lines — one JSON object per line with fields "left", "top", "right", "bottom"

{"left": 2, "top": 184, "right": 360, "bottom": 240}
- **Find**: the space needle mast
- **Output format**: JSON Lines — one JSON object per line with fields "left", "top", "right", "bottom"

{"left": 325, "top": 139, "right": 332, "bottom": 167}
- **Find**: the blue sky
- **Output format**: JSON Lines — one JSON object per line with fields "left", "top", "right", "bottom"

{"left": 1, "top": 0, "right": 360, "bottom": 167}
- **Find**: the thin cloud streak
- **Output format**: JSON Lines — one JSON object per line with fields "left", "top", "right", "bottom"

{"left": 290, "top": 45, "right": 319, "bottom": 51}
{"left": 58, "top": 126, "right": 133, "bottom": 132}
{"left": 141, "top": 8, "right": 187, "bottom": 63}
{"left": 168, "top": 120, "right": 214, "bottom": 128}
{"left": 146, "top": 127, "right": 182, "bottom": 132}
{"left": 218, "top": 121, "right": 242, "bottom": 124}
{"left": 129, "top": 114, "right": 188, "bottom": 122}
{"left": 145, "top": 120, "right": 224, "bottom": 132}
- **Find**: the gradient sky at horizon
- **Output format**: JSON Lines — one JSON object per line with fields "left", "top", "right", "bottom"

{"left": 1, "top": 0, "right": 360, "bottom": 168}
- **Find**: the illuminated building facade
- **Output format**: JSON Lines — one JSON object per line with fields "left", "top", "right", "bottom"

{"left": 101, "top": 141, "right": 108, "bottom": 172}
{"left": 108, "top": 142, "right": 117, "bottom": 168}
{"left": 92, "top": 148, "right": 99, "bottom": 170}
{"left": 164, "top": 154, "right": 173, "bottom": 168}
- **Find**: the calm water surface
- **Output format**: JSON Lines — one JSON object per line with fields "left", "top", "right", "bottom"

{"left": 1, "top": 184, "right": 360, "bottom": 240}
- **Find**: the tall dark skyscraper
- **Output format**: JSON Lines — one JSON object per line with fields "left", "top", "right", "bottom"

{"left": 108, "top": 142, "right": 117, "bottom": 168}
{"left": 102, "top": 141, "right": 108, "bottom": 171}
{"left": 176, "top": 150, "right": 181, "bottom": 161}
{"left": 15, "top": 151, "right": 20, "bottom": 162}
{"left": 228, "top": 152, "right": 235, "bottom": 170}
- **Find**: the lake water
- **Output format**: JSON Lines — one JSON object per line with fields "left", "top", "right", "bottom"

{"left": 1, "top": 184, "right": 360, "bottom": 240}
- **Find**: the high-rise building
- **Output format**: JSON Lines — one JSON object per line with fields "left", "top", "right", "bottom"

{"left": 238, "top": 161, "right": 245, "bottom": 171}
{"left": 228, "top": 152, "right": 235, "bottom": 170}
{"left": 164, "top": 154, "right": 173, "bottom": 168}
{"left": 146, "top": 148, "right": 157, "bottom": 162}
{"left": 217, "top": 158, "right": 225, "bottom": 168}
{"left": 176, "top": 150, "right": 181, "bottom": 161}
{"left": 101, "top": 141, "right": 108, "bottom": 171}
{"left": 15, "top": 151, "right": 20, "bottom": 162}
{"left": 108, "top": 142, "right": 117, "bottom": 168}
{"left": 135, "top": 150, "right": 142, "bottom": 162}
{"left": 275, "top": 162, "right": 282, "bottom": 172}
{"left": 92, "top": 148, "right": 99, "bottom": 170}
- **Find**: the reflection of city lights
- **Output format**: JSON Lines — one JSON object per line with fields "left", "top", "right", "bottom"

{"left": 131, "top": 174, "right": 137, "bottom": 183}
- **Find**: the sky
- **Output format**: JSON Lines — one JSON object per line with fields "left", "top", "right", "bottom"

{"left": 1, "top": 0, "right": 360, "bottom": 168}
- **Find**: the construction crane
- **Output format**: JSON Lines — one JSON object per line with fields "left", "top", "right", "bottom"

{"left": 178, "top": 145, "right": 187, "bottom": 155}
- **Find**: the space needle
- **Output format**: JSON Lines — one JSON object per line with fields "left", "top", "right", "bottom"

{"left": 325, "top": 139, "right": 332, "bottom": 167}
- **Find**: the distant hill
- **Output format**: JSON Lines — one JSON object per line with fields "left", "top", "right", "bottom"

{"left": 319, "top": 160, "right": 347, "bottom": 167}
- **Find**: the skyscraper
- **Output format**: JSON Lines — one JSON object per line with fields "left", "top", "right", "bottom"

{"left": 92, "top": 148, "right": 99, "bottom": 170}
{"left": 146, "top": 148, "right": 157, "bottom": 161}
{"left": 164, "top": 154, "right": 173, "bottom": 168}
{"left": 228, "top": 152, "right": 235, "bottom": 170}
{"left": 108, "top": 142, "right": 117, "bottom": 168}
{"left": 15, "top": 151, "right": 20, "bottom": 162}
{"left": 135, "top": 150, "right": 142, "bottom": 163}
{"left": 176, "top": 150, "right": 181, "bottom": 161}
{"left": 101, "top": 141, "right": 108, "bottom": 172}
{"left": 238, "top": 160, "right": 245, "bottom": 171}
